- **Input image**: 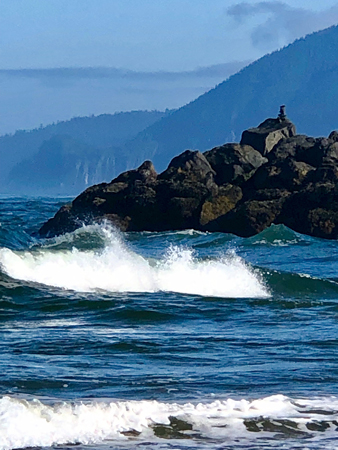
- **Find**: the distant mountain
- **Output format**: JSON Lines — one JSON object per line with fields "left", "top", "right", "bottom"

{"left": 8, "top": 136, "right": 122, "bottom": 194}
{"left": 121, "top": 25, "right": 338, "bottom": 172}
{"left": 7, "top": 25, "right": 338, "bottom": 194}
{"left": 3, "top": 110, "right": 168, "bottom": 194}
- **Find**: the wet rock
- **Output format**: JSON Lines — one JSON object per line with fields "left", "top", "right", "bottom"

{"left": 208, "top": 198, "right": 286, "bottom": 237}
{"left": 39, "top": 203, "right": 84, "bottom": 237}
{"left": 165, "top": 197, "right": 202, "bottom": 230}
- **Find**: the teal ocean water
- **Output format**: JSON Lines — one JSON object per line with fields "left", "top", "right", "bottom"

{"left": 1, "top": 197, "right": 338, "bottom": 449}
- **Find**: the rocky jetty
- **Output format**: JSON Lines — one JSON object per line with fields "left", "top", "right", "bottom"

{"left": 39, "top": 109, "right": 338, "bottom": 240}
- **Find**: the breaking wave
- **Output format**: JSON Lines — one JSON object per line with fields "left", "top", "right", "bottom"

{"left": 0, "top": 225, "right": 268, "bottom": 298}
{"left": 1, "top": 394, "right": 338, "bottom": 449}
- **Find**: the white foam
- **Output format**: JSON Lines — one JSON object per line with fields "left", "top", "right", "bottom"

{"left": 0, "top": 225, "right": 268, "bottom": 298}
{"left": 0, "top": 394, "right": 337, "bottom": 449}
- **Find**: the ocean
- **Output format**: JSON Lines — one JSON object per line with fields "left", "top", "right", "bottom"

{"left": 1, "top": 196, "right": 338, "bottom": 449}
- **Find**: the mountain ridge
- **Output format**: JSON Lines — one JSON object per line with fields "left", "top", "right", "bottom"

{"left": 5, "top": 24, "right": 338, "bottom": 194}
{"left": 122, "top": 25, "right": 338, "bottom": 172}
{"left": 2, "top": 110, "right": 169, "bottom": 194}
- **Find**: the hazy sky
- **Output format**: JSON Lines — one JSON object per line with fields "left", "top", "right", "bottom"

{"left": 1, "top": 0, "right": 338, "bottom": 72}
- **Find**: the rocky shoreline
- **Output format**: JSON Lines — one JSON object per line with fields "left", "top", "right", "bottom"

{"left": 39, "top": 110, "right": 338, "bottom": 240}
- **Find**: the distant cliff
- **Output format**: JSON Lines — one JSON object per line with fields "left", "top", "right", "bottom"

{"left": 39, "top": 111, "right": 338, "bottom": 240}
{"left": 2, "top": 110, "right": 168, "bottom": 194}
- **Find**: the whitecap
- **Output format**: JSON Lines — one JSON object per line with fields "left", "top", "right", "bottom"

{"left": 0, "top": 225, "right": 269, "bottom": 298}
{"left": 0, "top": 394, "right": 337, "bottom": 449}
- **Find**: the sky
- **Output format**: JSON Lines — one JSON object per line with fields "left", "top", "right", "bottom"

{"left": 1, "top": 0, "right": 338, "bottom": 72}
{"left": 1, "top": 0, "right": 338, "bottom": 135}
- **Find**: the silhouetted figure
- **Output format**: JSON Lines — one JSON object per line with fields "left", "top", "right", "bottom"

{"left": 278, "top": 105, "right": 286, "bottom": 121}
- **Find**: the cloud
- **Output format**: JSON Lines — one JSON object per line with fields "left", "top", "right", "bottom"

{"left": 227, "top": 2, "right": 338, "bottom": 51}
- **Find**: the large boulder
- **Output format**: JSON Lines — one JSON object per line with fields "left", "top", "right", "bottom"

{"left": 278, "top": 182, "right": 338, "bottom": 238}
{"left": 163, "top": 197, "right": 202, "bottom": 230}
{"left": 268, "top": 135, "right": 316, "bottom": 162}
{"left": 297, "top": 138, "right": 338, "bottom": 167}
{"left": 250, "top": 159, "right": 315, "bottom": 191}
{"left": 159, "top": 150, "right": 215, "bottom": 184}
{"left": 208, "top": 197, "right": 286, "bottom": 237}
{"left": 38, "top": 203, "right": 80, "bottom": 237}
{"left": 113, "top": 160, "right": 157, "bottom": 184}
{"left": 199, "top": 184, "right": 243, "bottom": 227}
{"left": 240, "top": 118, "right": 296, "bottom": 155}
{"left": 204, "top": 143, "right": 267, "bottom": 185}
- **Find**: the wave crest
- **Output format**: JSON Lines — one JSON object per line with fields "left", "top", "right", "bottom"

{"left": 0, "top": 225, "right": 268, "bottom": 298}
{"left": 1, "top": 395, "right": 338, "bottom": 449}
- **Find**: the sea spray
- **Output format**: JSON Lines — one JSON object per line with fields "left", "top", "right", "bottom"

{"left": 1, "top": 395, "right": 338, "bottom": 449}
{"left": 0, "top": 224, "right": 268, "bottom": 298}
{"left": 156, "top": 245, "right": 268, "bottom": 297}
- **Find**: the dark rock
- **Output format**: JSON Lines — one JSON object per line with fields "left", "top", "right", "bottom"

{"left": 71, "top": 181, "right": 127, "bottom": 213}
{"left": 329, "top": 130, "right": 338, "bottom": 142}
{"left": 120, "top": 184, "right": 160, "bottom": 230}
{"left": 114, "top": 160, "right": 157, "bottom": 184}
{"left": 322, "top": 143, "right": 338, "bottom": 165}
{"left": 156, "top": 179, "right": 209, "bottom": 201}
{"left": 269, "top": 135, "right": 316, "bottom": 162}
{"left": 309, "top": 164, "right": 338, "bottom": 183}
{"left": 160, "top": 150, "right": 215, "bottom": 184}
{"left": 97, "top": 214, "right": 131, "bottom": 232}
{"left": 204, "top": 143, "right": 267, "bottom": 185}
{"left": 250, "top": 164, "right": 282, "bottom": 191}
{"left": 240, "top": 118, "right": 296, "bottom": 155}
{"left": 250, "top": 188, "right": 291, "bottom": 201}
{"left": 278, "top": 182, "right": 338, "bottom": 239}
{"left": 296, "top": 138, "right": 330, "bottom": 167}
{"left": 103, "top": 182, "right": 129, "bottom": 194}
{"left": 38, "top": 113, "right": 338, "bottom": 241}
{"left": 200, "top": 184, "right": 242, "bottom": 227}
{"left": 208, "top": 198, "right": 286, "bottom": 237}
{"left": 165, "top": 197, "right": 202, "bottom": 229}
{"left": 307, "top": 209, "right": 338, "bottom": 238}
{"left": 155, "top": 179, "right": 209, "bottom": 230}
{"left": 38, "top": 204, "right": 85, "bottom": 237}
{"left": 250, "top": 159, "right": 315, "bottom": 191}
{"left": 159, "top": 150, "right": 218, "bottom": 203}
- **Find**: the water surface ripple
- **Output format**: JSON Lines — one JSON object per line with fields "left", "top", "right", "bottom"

{"left": 0, "top": 197, "right": 337, "bottom": 449}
